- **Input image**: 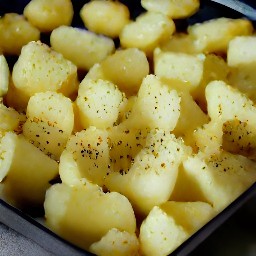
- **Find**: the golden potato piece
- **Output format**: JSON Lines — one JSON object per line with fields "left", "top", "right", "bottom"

{"left": 24, "top": 0, "right": 73, "bottom": 32}
{"left": 141, "top": 0, "right": 200, "bottom": 19}
{"left": 0, "top": 13, "right": 40, "bottom": 55}
{"left": 80, "top": 0, "right": 130, "bottom": 38}
{"left": 139, "top": 201, "right": 214, "bottom": 256}
{"left": 60, "top": 127, "right": 110, "bottom": 187}
{"left": 0, "top": 102, "right": 25, "bottom": 133}
{"left": 12, "top": 41, "right": 78, "bottom": 106}
{"left": 76, "top": 79, "right": 124, "bottom": 129}
{"left": 44, "top": 183, "right": 136, "bottom": 250}
{"left": 188, "top": 18, "right": 253, "bottom": 53}
{"left": 120, "top": 11, "right": 175, "bottom": 56}
{"left": 105, "top": 129, "right": 192, "bottom": 215}
{"left": 206, "top": 80, "right": 256, "bottom": 124}
{"left": 23, "top": 91, "right": 74, "bottom": 160}
{"left": 172, "top": 151, "right": 256, "bottom": 212}
{"left": 101, "top": 48, "right": 149, "bottom": 95}
{"left": 0, "top": 132, "right": 58, "bottom": 211}
{"left": 154, "top": 48, "right": 205, "bottom": 89}
{"left": 159, "top": 33, "right": 198, "bottom": 54}
{"left": 125, "top": 75, "right": 181, "bottom": 132}
{"left": 89, "top": 228, "right": 139, "bottom": 256}
{"left": 0, "top": 55, "right": 9, "bottom": 97}
{"left": 227, "top": 36, "right": 256, "bottom": 67}
{"left": 50, "top": 26, "right": 115, "bottom": 71}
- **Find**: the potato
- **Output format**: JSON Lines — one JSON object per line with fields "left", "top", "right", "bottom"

{"left": 192, "top": 54, "right": 230, "bottom": 111}
{"left": 0, "top": 13, "right": 40, "bottom": 55}
{"left": 154, "top": 48, "right": 205, "bottom": 90}
{"left": 84, "top": 63, "right": 107, "bottom": 81}
{"left": 205, "top": 80, "right": 256, "bottom": 124}
{"left": 227, "top": 36, "right": 256, "bottom": 101}
{"left": 120, "top": 11, "right": 175, "bottom": 56}
{"left": 141, "top": 0, "right": 200, "bottom": 19}
{"left": 80, "top": 0, "right": 130, "bottom": 38}
{"left": 173, "top": 91, "right": 209, "bottom": 140}
{"left": 227, "top": 36, "right": 256, "bottom": 67}
{"left": 0, "top": 103, "right": 25, "bottom": 133}
{"left": 23, "top": 91, "right": 74, "bottom": 160}
{"left": 192, "top": 121, "right": 223, "bottom": 155}
{"left": 76, "top": 78, "right": 124, "bottom": 129}
{"left": 105, "top": 129, "right": 192, "bottom": 215}
{"left": 171, "top": 151, "right": 256, "bottom": 212}
{"left": 117, "top": 96, "right": 137, "bottom": 123}
{"left": 0, "top": 132, "right": 58, "bottom": 211}
{"left": 100, "top": 48, "right": 149, "bottom": 95}
{"left": 44, "top": 183, "right": 136, "bottom": 250}
{"left": 59, "top": 127, "right": 110, "bottom": 187}
{"left": 12, "top": 41, "right": 78, "bottom": 107}
{"left": 89, "top": 228, "right": 139, "bottom": 256}
{"left": 188, "top": 18, "right": 253, "bottom": 53}
{"left": 108, "top": 124, "right": 149, "bottom": 176}
{"left": 50, "top": 26, "right": 115, "bottom": 71}
{"left": 24, "top": 0, "right": 73, "bottom": 32}
{"left": 139, "top": 201, "right": 214, "bottom": 256}
{"left": 222, "top": 119, "right": 256, "bottom": 160}
{"left": 4, "top": 79, "right": 29, "bottom": 112}
{"left": 0, "top": 55, "right": 9, "bottom": 97}
{"left": 125, "top": 75, "right": 181, "bottom": 132}
{"left": 159, "top": 33, "right": 198, "bottom": 54}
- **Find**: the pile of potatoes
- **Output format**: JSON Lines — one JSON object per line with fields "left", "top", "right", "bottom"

{"left": 0, "top": 0, "right": 256, "bottom": 255}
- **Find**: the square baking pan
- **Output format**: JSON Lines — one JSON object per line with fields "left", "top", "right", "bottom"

{"left": 0, "top": 0, "right": 256, "bottom": 255}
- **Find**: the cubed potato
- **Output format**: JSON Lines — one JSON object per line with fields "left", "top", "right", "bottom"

{"left": 23, "top": 91, "right": 74, "bottom": 160}
{"left": 12, "top": 41, "right": 78, "bottom": 106}
{"left": 101, "top": 48, "right": 149, "bottom": 95}
{"left": 44, "top": 183, "right": 136, "bottom": 250}
{"left": 171, "top": 151, "right": 256, "bottom": 212}
{"left": 188, "top": 18, "right": 253, "bottom": 53}
{"left": 107, "top": 124, "right": 149, "bottom": 176}
{"left": 0, "top": 103, "right": 26, "bottom": 133}
{"left": 173, "top": 91, "right": 209, "bottom": 139}
{"left": 84, "top": 63, "right": 107, "bottom": 81}
{"left": 227, "top": 66, "right": 256, "bottom": 102}
{"left": 192, "top": 121, "right": 223, "bottom": 155}
{"left": 59, "top": 127, "right": 110, "bottom": 187}
{"left": 117, "top": 96, "right": 136, "bottom": 123}
{"left": 105, "top": 129, "right": 192, "bottom": 215}
{"left": 205, "top": 80, "right": 256, "bottom": 124}
{"left": 125, "top": 75, "right": 181, "bottom": 132}
{"left": 141, "top": 0, "right": 200, "bottom": 19}
{"left": 0, "top": 13, "right": 40, "bottom": 55}
{"left": 154, "top": 48, "right": 205, "bottom": 90}
{"left": 50, "top": 26, "right": 115, "bottom": 71}
{"left": 0, "top": 132, "right": 58, "bottom": 210}
{"left": 192, "top": 54, "right": 230, "bottom": 111}
{"left": 24, "top": 0, "right": 73, "bottom": 32}
{"left": 159, "top": 33, "right": 198, "bottom": 54}
{"left": 76, "top": 78, "right": 124, "bottom": 129}
{"left": 0, "top": 55, "right": 9, "bottom": 97}
{"left": 139, "top": 201, "right": 214, "bottom": 256}
{"left": 222, "top": 119, "right": 256, "bottom": 160}
{"left": 4, "top": 79, "right": 29, "bottom": 112}
{"left": 227, "top": 36, "right": 256, "bottom": 67}
{"left": 89, "top": 228, "right": 139, "bottom": 256}
{"left": 227, "top": 36, "right": 256, "bottom": 102}
{"left": 120, "top": 11, "right": 175, "bottom": 56}
{"left": 80, "top": 0, "right": 130, "bottom": 38}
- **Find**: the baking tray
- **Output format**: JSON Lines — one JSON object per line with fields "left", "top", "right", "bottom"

{"left": 0, "top": 0, "right": 256, "bottom": 255}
